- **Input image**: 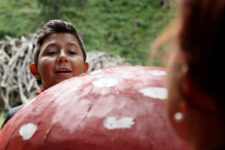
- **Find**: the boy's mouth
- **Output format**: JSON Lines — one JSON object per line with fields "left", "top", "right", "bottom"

{"left": 55, "top": 68, "right": 72, "bottom": 74}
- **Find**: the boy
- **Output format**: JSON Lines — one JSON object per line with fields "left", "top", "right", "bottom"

{"left": 1, "top": 19, "right": 89, "bottom": 128}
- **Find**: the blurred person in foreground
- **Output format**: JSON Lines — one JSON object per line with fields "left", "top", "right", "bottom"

{"left": 153, "top": 0, "right": 225, "bottom": 149}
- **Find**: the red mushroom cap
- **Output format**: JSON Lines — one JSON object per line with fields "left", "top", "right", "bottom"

{"left": 0, "top": 66, "right": 189, "bottom": 150}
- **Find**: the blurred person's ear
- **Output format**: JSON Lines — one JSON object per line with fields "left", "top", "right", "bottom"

{"left": 30, "top": 63, "right": 41, "bottom": 80}
{"left": 177, "top": 63, "right": 191, "bottom": 117}
{"left": 181, "top": 64, "right": 191, "bottom": 96}
{"left": 83, "top": 62, "right": 89, "bottom": 73}
{"left": 181, "top": 65, "right": 219, "bottom": 115}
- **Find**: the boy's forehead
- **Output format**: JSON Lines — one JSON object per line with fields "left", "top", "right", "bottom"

{"left": 40, "top": 33, "right": 80, "bottom": 49}
{"left": 43, "top": 33, "right": 78, "bottom": 43}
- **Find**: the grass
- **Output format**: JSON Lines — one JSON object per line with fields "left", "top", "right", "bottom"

{"left": 0, "top": 0, "right": 177, "bottom": 65}
{"left": 0, "top": 112, "right": 6, "bottom": 128}
{"left": 0, "top": 120, "right": 3, "bottom": 128}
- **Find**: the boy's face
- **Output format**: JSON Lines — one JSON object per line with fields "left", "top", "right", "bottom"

{"left": 31, "top": 33, "right": 88, "bottom": 89}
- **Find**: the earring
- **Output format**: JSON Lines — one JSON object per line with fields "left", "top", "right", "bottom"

{"left": 174, "top": 112, "right": 184, "bottom": 123}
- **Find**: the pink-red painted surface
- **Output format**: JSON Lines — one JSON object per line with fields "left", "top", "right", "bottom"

{"left": 0, "top": 66, "right": 189, "bottom": 150}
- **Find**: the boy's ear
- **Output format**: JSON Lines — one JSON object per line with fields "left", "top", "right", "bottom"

{"left": 30, "top": 64, "right": 41, "bottom": 80}
{"left": 83, "top": 62, "right": 89, "bottom": 73}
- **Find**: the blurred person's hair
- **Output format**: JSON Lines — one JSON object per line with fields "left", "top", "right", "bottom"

{"left": 150, "top": 0, "right": 225, "bottom": 117}
{"left": 179, "top": 0, "right": 225, "bottom": 117}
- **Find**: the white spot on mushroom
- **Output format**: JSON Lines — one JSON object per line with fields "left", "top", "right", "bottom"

{"left": 19, "top": 123, "right": 37, "bottom": 140}
{"left": 148, "top": 70, "right": 166, "bottom": 76}
{"left": 93, "top": 78, "right": 118, "bottom": 88}
{"left": 103, "top": 117, "right": 135, "bottom": 130}
{"left": 139, "top": 87, "right": 168, "bottom": 100}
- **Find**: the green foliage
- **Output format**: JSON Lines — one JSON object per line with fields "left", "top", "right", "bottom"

{"left": 0, "top": 0, "right": 42, "bottom": 38}
{"left": 0, "top": 112, "right": 6, "bottom": 128}
{"left": 0, "top": 119, "right": 3, "bottom": 128}
{"left": 0, "top": 0, "right": 176, "bottom": 65}
{"left": 37, "top": 0, "right": 87, "bottom": 21}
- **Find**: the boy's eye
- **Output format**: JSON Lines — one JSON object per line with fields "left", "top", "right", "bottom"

{"left": 47, "top": 51, "right": 57, "bottom": 55}
{"left": 68, "top": 50, "right": 77, "bottom": 55}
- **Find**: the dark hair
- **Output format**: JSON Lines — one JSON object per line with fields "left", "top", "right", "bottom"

{"left": 33, "top": 19, "right": 87, "bottom": 65}
{"left": 179, "top": 0, "right": 225, "bottom": 115}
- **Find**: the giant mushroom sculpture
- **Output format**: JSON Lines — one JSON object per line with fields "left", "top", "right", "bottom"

{"left": 0, "top": 66, "right": 189, "bottom": 150}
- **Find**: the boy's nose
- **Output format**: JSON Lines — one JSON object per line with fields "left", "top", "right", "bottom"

{"left": 57, "top": 50, "right": 68, "bottom": 63}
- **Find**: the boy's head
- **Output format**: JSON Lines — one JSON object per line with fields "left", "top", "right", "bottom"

{"left": 30, "top": 20, "right": 89, "bottom": 89}
{"left": 33, "top": 19, "right": 87, "bottom": 65}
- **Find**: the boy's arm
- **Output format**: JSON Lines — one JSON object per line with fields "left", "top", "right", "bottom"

{"left": 1, "top": 104, "right": 24, "bottom": 129}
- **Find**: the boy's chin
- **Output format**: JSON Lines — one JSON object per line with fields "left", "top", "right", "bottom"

{"left": 55, "top": 73, "right": 73, "bottom": 80}
{"left": 55, "top": 75, "right": 77, "bottom": 84}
